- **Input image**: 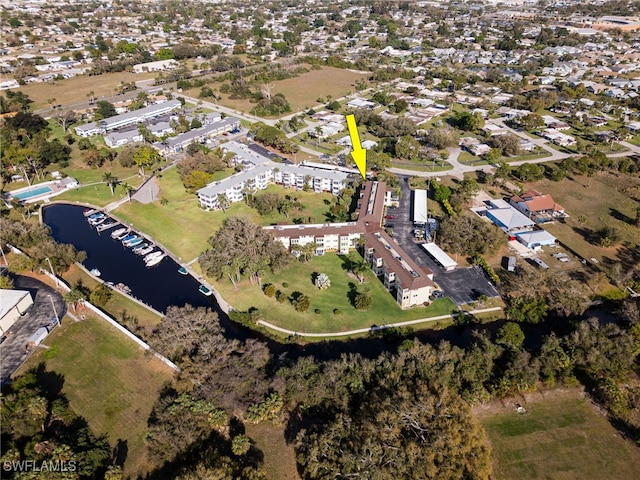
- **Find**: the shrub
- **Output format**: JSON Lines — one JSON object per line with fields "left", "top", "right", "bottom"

{"left": 291, "top": 292, "right": 310, "bottom": 312}
{"left": 472, "top": 254, "right": 500, "bottom": 285}
{"left": 282, "top": 282, "right": 288, "bottom": 288}
{"left": 314, "top": 309, "right": 321, "bottom": 315}
{"left": 333, "top": 309, "right": 342, "bottom": 315}
{"left": 263, "top": 283, "right": 276, "bottom": 297}
{"left": 275, "top": 291, "right": 286, "bottom": 303}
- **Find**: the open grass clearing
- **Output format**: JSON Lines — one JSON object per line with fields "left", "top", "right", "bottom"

{"left": 114, "top": 168, "right": 334, "bottom": 261}
{"left": 17, "top": 315, "right": 174, "bottom": 478}
{"left": 245, "top": 423, "right": 300, "bottom": 480}
{"left": 214, "top": 67, "right": 368, "bottom": 115}
{"left": 527, "top": 173, "right": 640, "bottom": 267}
{"left": 477, "top": 388, "right": 640, "bottom": 480}
{"left": 19, "top": 71, "right": 156, "bottom": 110}
{"left": 213, "top": 252, "right": 457, "bottom": 334}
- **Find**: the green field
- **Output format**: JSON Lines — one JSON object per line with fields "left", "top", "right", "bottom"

{"left": 214, "top": 252, "right": 456, "bottom": 334}
{"left": 212, "top": 66, "right": 368, "bottom": 115}
{"left": 114, "top": 168, "right": 334, "bottom": 261}
{"left": 528, "top": 173, "right": 640, "bottom": 266}
{"left": 479, "top": 390, "right": 640, "bottom": 480}
{"left": 18, "top": 316, "right": 175, "bottom": 477}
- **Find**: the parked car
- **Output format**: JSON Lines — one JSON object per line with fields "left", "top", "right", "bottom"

{"left": 385, "top": 215, "right": 395, "bottom": 220}
{"left": 431, "top": 290, "right": 445, "bottom": 299}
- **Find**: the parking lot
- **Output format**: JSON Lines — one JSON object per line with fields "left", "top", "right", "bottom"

{"left": 1, "top": 275, "right": 66, "bottom": 384}
{"left": 392, "top": 175, "right": 500, "bottom": 305}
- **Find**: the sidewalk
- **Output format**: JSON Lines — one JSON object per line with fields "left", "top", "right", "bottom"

{"left": 256, "top": 306, "right": 502, "bottom": 338}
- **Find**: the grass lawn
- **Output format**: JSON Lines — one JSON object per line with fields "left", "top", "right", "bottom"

{"left": 527, "top": 173, "right": 640, "bottom": 267}
{"left": 478, "top": 389, "right": 640, "bottom": 480}
{"left": 391, "top": 160, "right": 453, "bottom": 172}
{"left": 61, "top": 264, "right": 162, "bottom": 327}
{"left": 214, "top": 67, "right": 368, "bottom": 115}
{"left": 19, "top": 71, "right": 156, "bottom": 110}
{"left": 114, "top": 168, "right": 334, "bottom": 261}
{"left": 213, "top": 253, "right": 457, "bottom": 334}
{"left": 245, "top": 423, "right": 300, "bottom": 480}
{"left": 18, "top": 316, "right": 175, "bottom": 478}
{"left": 505, "top": 150, "right": 551, "bottom": 163}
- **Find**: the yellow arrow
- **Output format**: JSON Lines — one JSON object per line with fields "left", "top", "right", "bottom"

{"left": 346, "top": 114, "right": 367, "bottom": 179}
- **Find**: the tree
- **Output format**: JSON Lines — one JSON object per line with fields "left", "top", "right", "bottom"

{"left": 450, "top": 111, "right": 484, "bottom": 131}
{"left": 438, "top": 214, "right": 504, "bottom": 256}
{"left": 314, "top": 273, "right": 330, "bottom": 290}
{"left": 64, "top": 288, "right": 85, "bottom": 313}
{"left": 132, "top": 146, "right": 160, "bottom": 176}
{"left": 291, "top": 291, "right": 310, "bottom": 312}
{"left": 425, "top": 126, "right": 459, "bottom": 149}
{"left": 200, "top": 216, "right": 291, "bottom": 286}
{"left": 354, "top": 287, "right": 372, "bottom": 310}
{"left": 93, "top": 100, "right": 116, "bottom": 120}
{"left": 217, "top": 193, "right": 230, "bottom": 213}
{"left": 496, "top": 322, "right": 525, "bottom": 349}
{"left": 89, "top": 283, "right": 112, "bottom": 307}
{"left": 52, "top": 108, "right": 77, "bottom": 132}
{"left": 231, "top": 434, "right": 251, "bottom": 456}
{"left": 102, "top": 172, "right": 119, "bottom": 195}
{"left": 505, "top": 295, "right": 548, "bottom": 324}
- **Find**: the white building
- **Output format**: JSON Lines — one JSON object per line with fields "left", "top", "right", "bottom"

{"left": 75, "top": 100, "right": 182, "bottom": 137}
{"left": 133, "top": 59, "right": 179, "bottom": 73}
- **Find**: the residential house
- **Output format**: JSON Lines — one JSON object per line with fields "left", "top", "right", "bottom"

{"left": 510, "top": 189, "right": 565, "bottom": 221}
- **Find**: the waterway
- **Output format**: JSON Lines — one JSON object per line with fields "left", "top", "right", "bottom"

{"left": 42, "top": 204, "right": 502, "bottom": 361}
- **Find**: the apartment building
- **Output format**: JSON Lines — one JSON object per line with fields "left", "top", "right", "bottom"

{"left": 157, "top": 117, "right": 240, "bottom": 154}
{"left": 75, "top": 99, "right": 182, "bottom": 137}
{"left": 263, "top": 181, "right": 434, "bottom": 309}
{"left": 196, "top": 141, "right": 349, "bottom": 210}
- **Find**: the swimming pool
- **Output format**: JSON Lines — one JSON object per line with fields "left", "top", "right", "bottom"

{"left": 11, "top": 185, "right": 53, "bottom": 200}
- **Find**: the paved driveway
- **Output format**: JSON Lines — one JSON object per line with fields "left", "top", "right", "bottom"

{"left": 392, "top": 176, "right": 500, "bottom": 305}
{"left": 1, "top": 275, "right": 67, "bottom": 384}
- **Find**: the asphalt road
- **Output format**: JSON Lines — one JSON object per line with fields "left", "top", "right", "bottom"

{"left": 392, "top": 175, "right": 500, "bottom": 305}
{"left": 1, "top": 275, "right": 67, "bottom": 385}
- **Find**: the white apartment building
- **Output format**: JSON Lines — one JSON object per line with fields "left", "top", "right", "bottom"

{"left": 196, "top": 142, "right": 349, "bottom": 210}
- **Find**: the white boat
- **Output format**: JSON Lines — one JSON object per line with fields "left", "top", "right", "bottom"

{"left": 111, "top": 227, "right": 127, "bottom": 239}
{"left": 113, "top": 229, "right": 131, "bottom": 240}
{"left": 89, "top": 268, "right": 101, "bottom": 277}
{"left": 145, "top": 254, "right": 166, "bottom": 267}
{"left": 83, "top": 208, "right": 97, "bottom": 217}
{"left": 89, "top": 215, "right": 107, "bottom": 225}
{"left": 143, "top": 251, "right": 163, "bottom": 262}
{"left": 96, "top": 221, "right": 118, "bottom": 232}
{"left": 136, "top": 245, "right": 154, "bottom": 256}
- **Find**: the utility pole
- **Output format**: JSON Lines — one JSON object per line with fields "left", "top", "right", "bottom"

{"left": 46, "top": 257, "right": 59, "bottom": 286}
{"left": 47, "top": 294, "right": 60, "bottom": 327}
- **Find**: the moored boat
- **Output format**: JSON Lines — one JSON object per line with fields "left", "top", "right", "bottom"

{"left": 145, "top": 254, "right": 166, "bottom": 267}
{"left": 89, "top": 268, "right": 101, "bottom": 277}
{"left": 126, "top": 237, "right": 144, "bottom": 248}
{"left": 111, "top": 227, "right": 127, "bottom": 239}
{"left": 178, "top": 266, "right": 188, "bottom": 275}
{"left": 122, "top": 235, "right": 141, "bottom": 247}
{"left": 96, "top": 221, "right": 118, "bottom": 232}
{"left": 132, "top": 242, "right": 149, "bottom": 252}
{"left": 83, "top": 208, "right": 97, "bottom": 217}
{"left": 113, "top": 229, "right": 131, "bottom": 240}
{"left": 121, "top": 234, "right": 137, "bottom": 244}
{"left": 136, "top": 245, "right": 154, "bottom": 256}
{"left": 143, "top": 251, "right": 163, "bottom": 262}
{"left": 199, "top": 285, "right": 212, "bottom": 296}
{"left": 89, "top": 215, "right": 107, "bottom": 225}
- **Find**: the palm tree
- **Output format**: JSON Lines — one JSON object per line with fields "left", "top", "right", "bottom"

{"left": 64, "top": 289, "right": 85, "bottom": 313}
{"left": 102, "top": 172, "right": 119, "bottom": 196}
{"left": 353, "top": 259, "right": 369, "bottom": 284}
{"left": 217, "top": 193, "right": 230, "bottom": 213}
{"left": 120, "top": 182, "right": 135, "bottom": 202}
